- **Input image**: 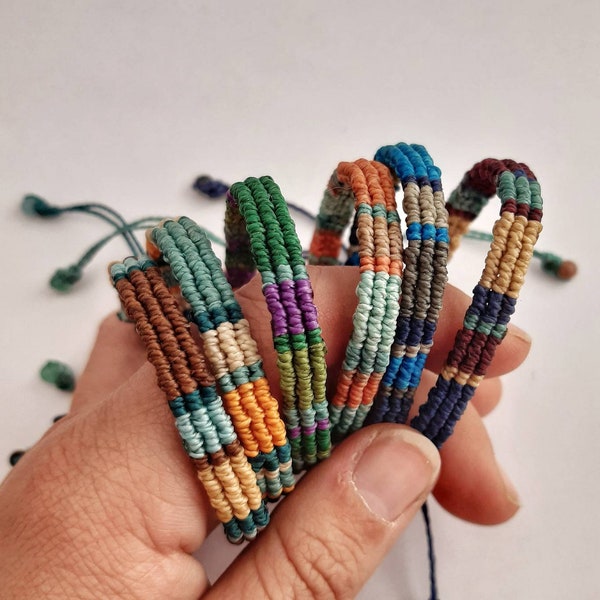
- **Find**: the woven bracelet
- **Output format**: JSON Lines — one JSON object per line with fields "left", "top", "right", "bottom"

{"left": 226, "top": 177, "right": 330, "bottom": 472}
{"left": 366, "top": 143, "right": 449, "bottom": 425}
{"left": 110, "top": 257, "right": 268, "bottom": 543}
{"left": 308, "top": 158, "right": 403, "bottom": 440}
{"left": 411, "top": 158, "right": 543, "bottom": 448}
{"left": 147, "top": 218, "right": 295, "bottom": 500}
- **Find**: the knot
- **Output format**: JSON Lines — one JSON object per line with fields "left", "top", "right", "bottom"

{"left": 540, "top": 253, "right": 578, "bottom": 281}
{"left": 40, "top": 360, "right": 76, "bottom": 391}
{"left": 9, "top": 450, "right": 26, "bottom": 466}
{"left": 21, "top": 194, "right": 62, "bottom": 217}
{"left": 193, "top": 175, "right": 229, "bottom": 198}
{"left": 50, "top": 265, "right": 83, "bottom": 292}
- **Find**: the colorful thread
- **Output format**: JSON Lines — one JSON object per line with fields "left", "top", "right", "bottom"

{"left": 367, "top": 143, "right": 449, "bottom": 425}
{"left": 111, "top": 256, "right": 269, "bottom": 543}
{"left": 227, "top": 177, "right": 331, "bottom": 471}
{"left": 412, "top": 159, "right": 543, "bottom": 447}
{"left": 148, "top": 218, "right": 295, "bottom": 499}
{"left": 309, "top": 159, "right": 403, "bottom": 439}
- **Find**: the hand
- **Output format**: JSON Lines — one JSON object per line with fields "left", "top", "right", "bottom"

{"left": 0, "top": 267, "right": 530, "bottom": 599}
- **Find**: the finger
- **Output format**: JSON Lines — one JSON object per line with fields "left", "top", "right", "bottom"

{"left": 434, "top": 404, "right": 520, "bottom": 524}
{"left": 470, "top": 376, "right": 502, "bottom": 416}
{"left": 50, "top": 363, "right": 214, "bottom": 547}
{"left": 236, "top": 266, "right": 532, "bottom": 402}
{"left": 204, "top": 425, "right": 440, "bottom": 599}
{"left": 412, "top": 370, "right": 520, "bottom": 524}
{"left": 71, "top": 313, "right": 147, "bottom": 412}
{"left": 2, "top": 361, "right": 213, "bottom": 597}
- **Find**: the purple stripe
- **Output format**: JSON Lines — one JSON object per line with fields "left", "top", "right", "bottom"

{"left": 295, "top": 278, "right": 320, "bottom": 332}
{"left": 263, "top": 283, "right": 288, "bottom": 337}
{"left": 288, "top": 426, "right": 301, "bottom": 439}
{"left": 279, "top": 279, "right": 304, "bottom": 335}
{"left": 302, "top": 423, "right": 317, "bottom": 436}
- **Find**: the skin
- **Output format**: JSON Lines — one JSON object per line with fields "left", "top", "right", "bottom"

{"left": 0, "top": 267, "right": 530, "bottom": 599}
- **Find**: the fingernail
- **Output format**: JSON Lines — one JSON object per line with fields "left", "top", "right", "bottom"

{"left": 509, "top": 323, "right": 532, "bottom": 345}
{"left": 498, "top": 464, "right": 521, "bottom": 507}
{"left": 352, "top": 427, "right": 440, "bottom": 522}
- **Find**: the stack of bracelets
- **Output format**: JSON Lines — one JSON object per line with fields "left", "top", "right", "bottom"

{"left": 110, "top": 143, "right": 544, "bottom": 547}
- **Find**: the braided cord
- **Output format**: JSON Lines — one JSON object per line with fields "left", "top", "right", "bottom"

{"left": 110, "top": 257, "right": 268, "bottom": 543}
{"left": 150, "top": 218, "right": 295, "bottom": 499}
{"left": 310, "top": 159, "right": 403, "bottom": 440}
{"left": 307, "top": 169, "right": 357, "bottom": 265}
{"left": 227, "top": 177, "right": 330, "bottom": 472}
{"left": 367, "top": 143, "right": 449, "bottom": 424}
{"left": 412, "top": 159, "right": 543, "bottom": 447}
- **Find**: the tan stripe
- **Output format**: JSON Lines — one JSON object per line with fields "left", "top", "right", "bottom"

{"left": 433, "top": 190, "right": 449, "bottom": 228}
{"left": 507, "top": 220, "right": 543, "bottom": 298}
{"left": 448, "top": 214, "right": 470, "bottom": 256}
{"left": 467, "top": 373, "right": 484, "bottom": 388}
{"left": 492, "top": 214, "right": 527, "bottom": 295}
{"left": 480, "top": 212, "right": 514, "bottom": 289}
{"left": 440, "top": 364, "right": 458, "bottom": 381}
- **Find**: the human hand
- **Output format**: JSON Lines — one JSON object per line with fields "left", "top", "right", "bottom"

{"left": 0, "top": 266, "right": 530, "bottom": 599}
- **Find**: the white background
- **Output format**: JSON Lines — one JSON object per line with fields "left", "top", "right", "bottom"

{"left": 1, "top": 2, "right": 599, "bottom": 598}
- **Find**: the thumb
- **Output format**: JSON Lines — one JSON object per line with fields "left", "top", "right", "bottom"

{"left": 205, "top": 425, "right": 440, "bottom": 599}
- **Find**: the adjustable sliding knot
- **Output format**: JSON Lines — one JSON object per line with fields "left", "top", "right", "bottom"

{"left": 193, "top": 175, "right": 229, "bottom": 198}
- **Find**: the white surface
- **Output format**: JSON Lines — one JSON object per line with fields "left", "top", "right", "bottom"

{"left": 1, "top": 2, "right": 599, "bottom": 598}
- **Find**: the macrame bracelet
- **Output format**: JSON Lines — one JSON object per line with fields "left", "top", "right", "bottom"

{"left": 147, "top": 218, "right": 295, "bottom": 499}
{"left": 226, "top": 177, "right": 330, "bottom": 472}
{"left": 110, "top": 257, "right": 269, "bottom": 543}
{"left": 367, "top": 143, "right": 449, "bottom": 425}
{"left": 411, "top": 158, "right": 543, "bottom": 447}
{"left": 308, "top": 159, "right": 403, "bottom": 439}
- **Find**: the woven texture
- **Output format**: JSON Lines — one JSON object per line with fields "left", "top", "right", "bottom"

{"left": 226, "top": 177, "right": 330, "bottom": 472}
{"left": 367, "top": 143, "right": 449, "bottom": 425}
{"left": 309, "top": 159, "right": 403, "bottom": 440}
{"left": 411, "top": 159, "right": 543, "bottom": 447}
{"left": 106, "top": 147, "right": 544, "bottom": 551}
{"left": 110, "top": 257, "right": 269, "bottom": 543}
{"left": 149, "top": 218, "right": 295, "bottom": 498}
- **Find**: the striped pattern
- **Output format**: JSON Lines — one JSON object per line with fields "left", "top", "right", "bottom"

{"left": 367, "top": 143, "right": 449, "bottom": 425}
{"left": 309, "top": 159, "right": 403, "bottom": 440}
{"left": 411, "top": 159, "right": 543, "bottom": 447}
{"left": 307, "top": 170, "right": 357, "bottom": 265}
{"left": 150, "top": 218, "right": 295, "bottom": 499}
{"left": 110, "top": 257, "right": 268, "bottom": 543}
{"left": 226, "top": 177, "right": 330, "bottom": 472}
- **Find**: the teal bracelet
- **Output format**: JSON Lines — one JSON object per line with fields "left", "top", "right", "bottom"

{"left": 148, "top": 218, "right": 295, "bottom": 499}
